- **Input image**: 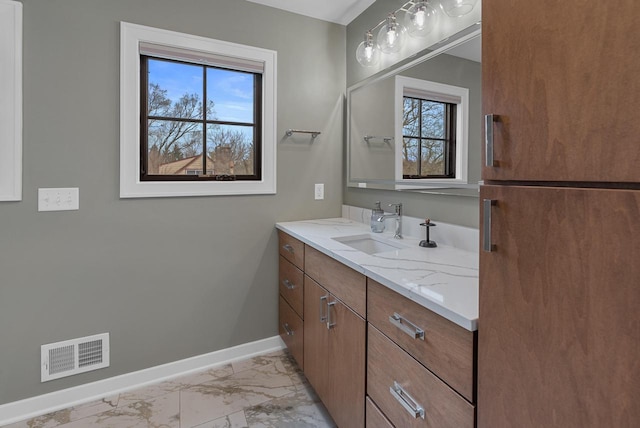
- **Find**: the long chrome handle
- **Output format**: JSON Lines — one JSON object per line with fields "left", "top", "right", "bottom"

{"left": 485, "top": 114, "right": 498, "bottom": 167}
{"left": 326, "top": 301, "right": 336, "bottom": 329}
{"left": 319, "top": 295, "right": 328, "bottom": 323}
{"left": 389, "top": 313, "right": 425, "bottom": 340}
{"left": 390, "top": 381, "right": 425, "bottom": 419}
{"left": 282, "top": 279, "right": 295, "bottom": 290}
{"left": 483, "top": 199, "right": 496, "bottom": 252}
{"left": 282, "top": 244, "right": 294, "bottom": 254}
{"left": 282, "top": 323, "right": 293, "bottom": 336}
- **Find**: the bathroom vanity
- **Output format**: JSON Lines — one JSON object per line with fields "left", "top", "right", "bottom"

{"left": 276, "top": 216, "right": 478, "bottom": 428}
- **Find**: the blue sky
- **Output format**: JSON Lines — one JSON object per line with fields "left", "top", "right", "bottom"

{"left": 148, "top": 58, "right": 254, "bottom": 123}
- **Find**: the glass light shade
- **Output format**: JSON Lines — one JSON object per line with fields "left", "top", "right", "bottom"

{"left": 404, "top": 1, "right": 438, "bottom": 38}
{"left": 439, "top": 0, "right": 479, "bottom": 18}
{"left": 356, "top": 38, "right": 380, "bottom": 67}
{"left": 377, "top": 14, "right": 406, "bottom": 54}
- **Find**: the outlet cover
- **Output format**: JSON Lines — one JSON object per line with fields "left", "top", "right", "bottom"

{"left": 314, "top": 183, "right": 324, "bottom": 200}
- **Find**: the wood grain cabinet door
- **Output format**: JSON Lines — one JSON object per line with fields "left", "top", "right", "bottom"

{"left": 478, "top": 185, "right": 640, "bottom": 427}
{"left": 325, "top": 296, "right": 366, "bottom": 428}
{"left": 303, "top": 276, "right": 330, "bottom": 403}
{"left": 482, "top": 0, "right": 640, "bottom": 182}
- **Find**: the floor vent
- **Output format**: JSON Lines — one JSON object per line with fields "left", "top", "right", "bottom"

{"left": 41, "top": 333, "right": 110, "bottom": 382}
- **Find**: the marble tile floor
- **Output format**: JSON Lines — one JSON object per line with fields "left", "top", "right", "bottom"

{"left": 4, "top": 350, "right": 336, "bottom": 428}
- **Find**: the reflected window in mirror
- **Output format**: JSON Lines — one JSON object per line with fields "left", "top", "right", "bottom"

{"left": 402, "top": 97, "right": 456, "bottom": 179}
{"left": 394, "top": 76, "right": 469, "bottom": 186}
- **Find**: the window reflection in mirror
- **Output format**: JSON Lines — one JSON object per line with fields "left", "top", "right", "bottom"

{"left": 347, "top": 31, "right": 481, "bottom": 196}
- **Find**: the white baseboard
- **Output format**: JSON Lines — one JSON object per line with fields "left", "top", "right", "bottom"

{"left": 0, "top": 336, "right": 285, "bottom": 426}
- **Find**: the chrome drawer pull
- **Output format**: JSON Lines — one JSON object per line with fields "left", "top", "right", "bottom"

{"left": 483, "top": 199, "right": 496, "bottom": 252}
{"left": 282, "top": 279, "right": 295, "bottom": 290}
{"left": 484, "top": 114, "right": 498, "bottom": 167}
{"left": 390, "top": 381, "right": 425, "bottom": 419}
{"left": 282, "top": 323, "right": 294, "bottom": 336}
{"left": 326, "top": 301, "right": 336, "bottom": 329}
{"left": 319, "top": 295, "right": 328, "bottom": 323}
{"left": 389, "top": 313, "right": 425, "bottom": 340}
{"left": 282, "top": 244, "right": 294, "bottom": 254}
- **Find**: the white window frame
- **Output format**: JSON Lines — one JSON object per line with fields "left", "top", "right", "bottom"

{"left": 394, "top": 75, "right": 469, "bottom": 189}
{"left": 120, "top": 22, "right": 277, "bottom": 198}
{"left": 0, "top": 0, "right": 22, "bottom": 201}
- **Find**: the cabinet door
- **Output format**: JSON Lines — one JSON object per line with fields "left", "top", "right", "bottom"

{"left": 479, "top": 185, "right": 640, "bottom": 427}
{"left": 325, "top": 296, "right": 366, "bottom": 428}
{"left": 303, "top": 276, "right": 330, "bottom": 403}
{"left": 482, "top": 1, "right": 640, "bottom": 182}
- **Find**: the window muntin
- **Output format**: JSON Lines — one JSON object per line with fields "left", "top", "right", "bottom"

{"left": 140, "top": 56, "right": 261, "bottom": 181}
{"left": 402, "top": 96, "right": 456, "bottom": 179}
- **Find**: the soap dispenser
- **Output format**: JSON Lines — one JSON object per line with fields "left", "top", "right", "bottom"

{"left": 371, "top": 201, "right": 385, "bottom": 233}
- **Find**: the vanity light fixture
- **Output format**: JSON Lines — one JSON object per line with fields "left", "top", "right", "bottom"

{"left": 440, "top": 0, "right": 479, "bottom": 18}
{"left": 377, "top": 13, "right": 406, "bottom": 54}
{"left": 355, "top": 31, "right": 380, "bottom": 67}
{"left": 404, "top": 0, "right": 438, "bottom": 38}
{"left": 355, "top": 0, "right": 478, "bottom": 67}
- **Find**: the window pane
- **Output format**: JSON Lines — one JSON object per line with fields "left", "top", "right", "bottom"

{"left": 148, "top": 59, "right": 204, "bottom": 120}
{"left": 207, "top": 68, "right": 255, "bottom": 123}
{"left": 206, "top": 124, "right": 255, "bottom": 176}
{"left": 402, "top": 138, "right": 419, "bottom": 176}
{"left": 421, "top": 101, "right": 445, "bottom": 138}
{"left": 403, "top": 97, "right": 420, "bottom": 137}
{"left": 421, "top": 139, "right": 445, "bottom": 176}
{"left": 147, "top": 120, "right": 203, "bottom": 175}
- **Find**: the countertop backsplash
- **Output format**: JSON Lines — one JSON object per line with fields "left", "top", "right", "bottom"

{"left": 342, "top": 205, "right": 479, "bottom": 253}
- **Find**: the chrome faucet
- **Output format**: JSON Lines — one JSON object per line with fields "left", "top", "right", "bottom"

{"left": 377, "top": 203, "right": 403, "bottom": 239}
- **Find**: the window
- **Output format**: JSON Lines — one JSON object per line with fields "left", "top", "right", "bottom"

{"left": 120, "top": 22, "right": 277, "bottom": 198}
{"left": 0, "top": 0, "right": 22, "bottom": 201}
{"left": 402, "top": 97, "right": 456, "bottom": 179}
{"left": 394, "top": 76, "right": 469, "bottom": 186}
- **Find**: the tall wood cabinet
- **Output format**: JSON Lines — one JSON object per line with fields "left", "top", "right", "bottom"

{"left": 482, "top": 0, "right": 640, "bottom": 182}
{"left": 479, "top": 1, "right": 640, "bottom": 426}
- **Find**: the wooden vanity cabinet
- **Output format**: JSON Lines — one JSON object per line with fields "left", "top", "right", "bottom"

{"left": 277, "top": 232, "right": 304, "bottom": 369}
{"left": 368, "top": 280, "right": 476, "bottom": 403}
{"left": 366, "top": 279, "right": 476, "bottom": 428}
{"left": 304, "top": 253, "right": 366, "bottom": 428}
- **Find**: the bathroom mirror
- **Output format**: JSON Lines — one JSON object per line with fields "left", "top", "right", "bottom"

{"left": 347, "top": 26, "right": 481, "bottom": 197}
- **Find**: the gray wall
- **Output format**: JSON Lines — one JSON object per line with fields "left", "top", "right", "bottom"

{"left": 345, "top": 0, "right": 480, "bottom": 228}
{"left": 0, "top": 0, "right": 345, "bottom": 404}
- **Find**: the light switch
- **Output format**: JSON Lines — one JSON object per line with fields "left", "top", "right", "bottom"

{"left": 38, "top": 188, "right": 79, "bottom": 212}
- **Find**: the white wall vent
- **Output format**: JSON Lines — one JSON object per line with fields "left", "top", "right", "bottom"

{"left": 41, "top": 333, "right": 110, "bottom": 382}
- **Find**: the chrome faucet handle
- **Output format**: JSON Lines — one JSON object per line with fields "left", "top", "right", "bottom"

{"left": 388, "top": 203, "right": 402, "bottom": 215}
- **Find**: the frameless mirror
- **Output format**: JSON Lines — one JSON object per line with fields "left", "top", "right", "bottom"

{"left": 347, "top": 26, "right": 481, "bottom": 197}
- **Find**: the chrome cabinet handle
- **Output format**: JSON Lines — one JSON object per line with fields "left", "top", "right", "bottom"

{"left": 390, "top": 381, "right": 425, "bottom": 419}
{"left": 485, "top": 114, "right": 498, "bottom": 167}
{"left": 326, "top": 301, "right": 336, "bottom": 329}
{"left": 282, "top": 323, "right": 293, "bottom": 336}
{"left": 319, "top": 295, "right": 328, "bottom": 323}
{"left": 483, "top": 199, "right": 496, "bottom": 252}
{"left": 282, "top": 244, "right": 294, "bottom": 254}
{"left": 389, "top": 313, "right": 425, "bottom": 340}
{"left": 282, "top": 279, "right": 295, "bottom": 290}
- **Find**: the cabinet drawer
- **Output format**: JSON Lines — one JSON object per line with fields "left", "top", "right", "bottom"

{"left": 278, "top": 231, "right": 304, "bottom": 269}
{"left": 279, "top": 256, "right": 303, "bottom": 317}
{"left": 367, "top": 279, "right": 475, "bottom": 402}
{"left": 368, "top": 326, "right": 474, "bottom": 428}
{"left": 304, "top": 245, "right": 366, "bottom": 317}
{"left": 366, "top": 397, "right": 394, "bottom": 428}
{"left": 279, "top": 296, "right": 303, "bottom": 370}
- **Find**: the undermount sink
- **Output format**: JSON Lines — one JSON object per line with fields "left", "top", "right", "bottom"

{"left": 332, "top": 234, "right": 408, "bottom": 255}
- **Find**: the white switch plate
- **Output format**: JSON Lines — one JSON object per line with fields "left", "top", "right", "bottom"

{"left": 314, "top": 183, "right": 324, "bottom": 200}
{"left": 38, "top": 188, "right": 79, "bottom": 212}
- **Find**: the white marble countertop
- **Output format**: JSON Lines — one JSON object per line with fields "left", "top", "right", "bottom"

{"left": 276, "top": 218, "right": 479, "bottom": 331}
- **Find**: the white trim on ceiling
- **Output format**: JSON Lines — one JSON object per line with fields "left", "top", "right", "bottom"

{"left": 245, "top": 0, "right": 376, "bottom": 25}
